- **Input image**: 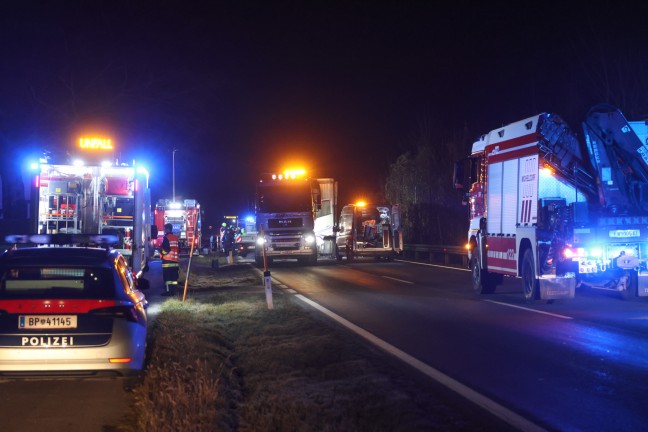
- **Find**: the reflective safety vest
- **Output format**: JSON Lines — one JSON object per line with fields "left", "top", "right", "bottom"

{"left": 161, "top": 233, "right": 180, "bottom": 266}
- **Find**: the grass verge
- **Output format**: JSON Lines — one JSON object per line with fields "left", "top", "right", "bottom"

{"left": 118, "top": 257, "right": 508, "bottom": 431}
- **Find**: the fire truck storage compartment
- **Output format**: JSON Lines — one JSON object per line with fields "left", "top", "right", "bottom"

{"left": 104, "top": 197, "right": 135, "bottom": 226}
{"left": 48, "top": 180, "right": 80, "bottom": 194}
{"left": 487, "top": 159, "right": 522, "bottom": 235}
{"left": 105, "top": 176, "right": 130, "bottom": 195}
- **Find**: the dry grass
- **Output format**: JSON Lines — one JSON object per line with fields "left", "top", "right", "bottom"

{"left": 119, "top": 257, "right": 507, "bottom": 431}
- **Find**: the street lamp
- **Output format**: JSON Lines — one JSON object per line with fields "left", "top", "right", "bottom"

{"left": 172, "top": 148, "right": 177, "bottom": 202}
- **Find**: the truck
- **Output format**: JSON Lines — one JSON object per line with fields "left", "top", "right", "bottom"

{"left": 254, "top": 170, "right": 337, "bottom": 266}
{"left": 34, "top": 137, "right": 155, "bottom": 277}
{"left": 336, "top": 202, "right": 402, "bottom": 261}
{"left": 454, "top": 104, "right": 648, "bottom": 301}
{"left": 153, "top": 198, "right": 202, "bottom": 255}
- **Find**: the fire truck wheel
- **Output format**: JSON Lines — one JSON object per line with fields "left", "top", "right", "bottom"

{"left": 521, "top": 249, "right": 539, "bottom": 302}
{"left": 470, "top": 254, "right": 496, "bottom": 295}
{"left": 621, "top": 270, "right": 639, "bottom": 301}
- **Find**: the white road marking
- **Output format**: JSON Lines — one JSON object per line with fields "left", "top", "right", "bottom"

{"left": 483, "top": 300, "right": 573, "bottom": 320}
{"left": 382, "top": 275, "right": 414, "bottom": 284}
{"left": 294, "top": 293, "right": 547, "bottom": 432}
{"left": 395, "top": 259, "right": 470, "bottom": 271}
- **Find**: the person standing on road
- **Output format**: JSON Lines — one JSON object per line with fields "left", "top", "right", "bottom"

{"left": 223, "top": 225, "right": 235, "bottom": 264}
{"left": 219, "top": 222, "right": 227, "bottom": 253}
{"left": 160, "top": 223, "right": 180, "bottom": 296}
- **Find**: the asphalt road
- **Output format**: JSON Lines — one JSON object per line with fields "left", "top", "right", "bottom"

{"left": 265, "top": 257, "right": 648, "bottom": 432}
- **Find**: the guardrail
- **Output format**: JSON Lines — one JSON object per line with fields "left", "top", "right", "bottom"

{"left": 402, "top": 244, "right": 468, "bottom": 267}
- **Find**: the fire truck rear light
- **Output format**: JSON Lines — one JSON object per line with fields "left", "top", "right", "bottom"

{"left": 564, "top": 247, "right": 587, "bottom": 259}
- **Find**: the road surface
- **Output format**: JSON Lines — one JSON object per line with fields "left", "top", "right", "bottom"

{"left": 265, "top": 257, "right": 648, "bottom": 431}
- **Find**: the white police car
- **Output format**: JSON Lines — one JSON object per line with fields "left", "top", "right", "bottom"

{"left": 0, "top": 234, "right": 148, "bottom": 377}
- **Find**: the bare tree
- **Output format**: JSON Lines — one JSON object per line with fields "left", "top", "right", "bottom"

{"left": 385, "top": 119, "right": 470, "bottom": 245}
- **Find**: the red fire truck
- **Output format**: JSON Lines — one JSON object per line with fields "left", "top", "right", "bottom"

{"left": 34, "top": 137, "right": 155, "bottom": 277}
{"left": 454, "top": 104, "right": 648, "bottom": 301}
{"left": 153, "top": 199, "right": 202, "bottom": 255}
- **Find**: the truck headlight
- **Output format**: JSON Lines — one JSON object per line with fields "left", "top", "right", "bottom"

{"left": 256, "top": 237, "right": 266, "bottom": 245}
{"left": 304, "top": 234, "right": 315, "bottom": 244}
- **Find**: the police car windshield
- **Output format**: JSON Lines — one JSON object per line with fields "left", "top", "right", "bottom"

{"left": 0, "top": 266, "right": 115, "bottom": 299}
{"left": 256, "top": 182, "right": 312, "bottom": 213}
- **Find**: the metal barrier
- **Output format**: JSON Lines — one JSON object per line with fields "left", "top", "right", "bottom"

{"left": 402, "top": 244, "right": 468, "bottom": 267}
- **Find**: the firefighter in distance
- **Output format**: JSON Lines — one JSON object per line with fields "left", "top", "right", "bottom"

{"left": 160, "top": 223, "right": 180, "bottom": 296}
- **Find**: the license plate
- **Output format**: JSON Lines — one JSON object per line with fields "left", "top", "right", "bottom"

{"left": 19, "top": 315, "right": 77, "bottom": 329}
{"left": 609, "top": 229, "right": 640, "bottom": 238}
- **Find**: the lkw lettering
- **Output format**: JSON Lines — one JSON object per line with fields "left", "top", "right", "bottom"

{"left": 487, "top": 248, "right": 516, "bottom": 260}
{"left": 21, "top": 336, "right": 74, "bottom": 347}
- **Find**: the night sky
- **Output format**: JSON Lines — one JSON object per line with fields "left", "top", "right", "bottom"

{"left": 2, "top": 1, "right": 647, "bottom": 226}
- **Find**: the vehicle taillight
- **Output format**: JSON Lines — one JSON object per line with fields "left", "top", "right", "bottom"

{"left": 563, "top": 247, "right": 585, "bottom": 259}
{"left": 89, "top": 305, "right": 141, "bottom": 323}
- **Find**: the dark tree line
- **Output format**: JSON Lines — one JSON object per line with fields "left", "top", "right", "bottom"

{"left": 384, "top": 120, "right": 470, "bottom": 245}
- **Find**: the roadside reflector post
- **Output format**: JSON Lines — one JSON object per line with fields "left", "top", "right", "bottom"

{"left": 263, "top": 270, "right": 273, "bottom": 309}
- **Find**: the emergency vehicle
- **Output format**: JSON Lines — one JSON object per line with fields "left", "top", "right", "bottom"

{"left": 336, "top": 201, "right": 402, "bottom": 261}
{"left": 454, "top": 104, "right": 648, "bottom": 301}
{"left": 254, "top": 170, "right": 337, "bottom": 266}
{"left": 153, "top": 199, "right": 202, "bottom": 255}
{"left": 33, "top": 137, "right": 155, "bottom": 277}
{"left": 221, "top": 215, "right": 257, "bottom": 257}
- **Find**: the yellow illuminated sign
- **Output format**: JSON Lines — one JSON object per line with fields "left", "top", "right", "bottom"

{"left": 79, "top": 137, "right": 113, "bottom": 150}
{"left": 271, "top": 168, "right": 306, "bottom": 180}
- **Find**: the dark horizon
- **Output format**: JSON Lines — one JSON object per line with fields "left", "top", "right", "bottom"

{"left": 2, "top": 1, "right": 647, "bottom": 226}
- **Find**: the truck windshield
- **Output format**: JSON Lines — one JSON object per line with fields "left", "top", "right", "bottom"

{"left": 256, "top": 182, "right": 312, "bottom": 213}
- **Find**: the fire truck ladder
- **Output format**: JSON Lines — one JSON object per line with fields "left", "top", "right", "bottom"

{"left": 537, "top": 113, "right": 598, "bottom": 198}
{"left": 186, "top": 213, "right": 195, "bottom": 246}
{"left": 582, "top": 104, "right": 648, "bottom": 213}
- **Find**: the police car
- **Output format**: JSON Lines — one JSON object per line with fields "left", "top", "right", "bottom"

{"left": 0, "top": 234, "right": 148, "bottom": 377}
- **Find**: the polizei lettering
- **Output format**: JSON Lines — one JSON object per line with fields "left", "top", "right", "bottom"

{"left": 21, "top": 336, "right": 74, "bottom": 347}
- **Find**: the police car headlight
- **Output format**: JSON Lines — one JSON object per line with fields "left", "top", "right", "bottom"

{"left": 304, "top": 234, "right": 315, "bottom": 244}
{"left": 256, "top": 237, "right": 266, "bottom": 245}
